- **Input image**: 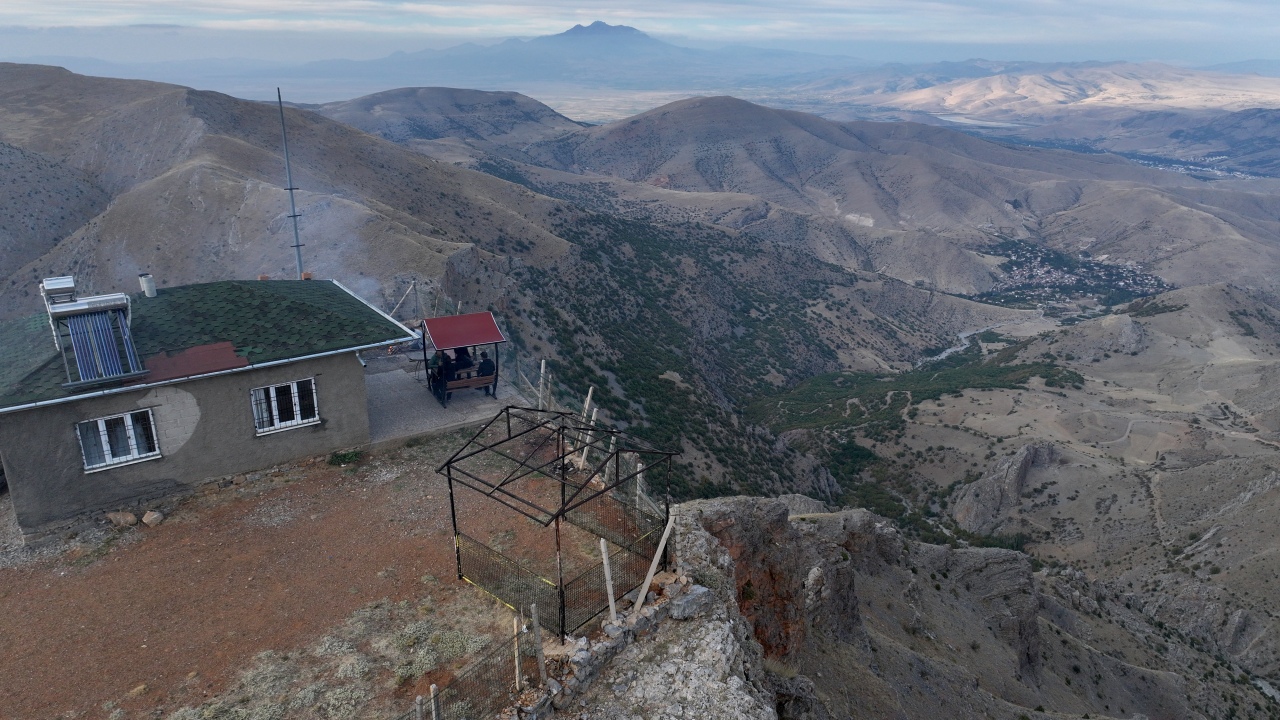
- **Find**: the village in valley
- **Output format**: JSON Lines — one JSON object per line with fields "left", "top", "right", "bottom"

{"left": 972, "top": 238, "right": 1170, "bottom": 309}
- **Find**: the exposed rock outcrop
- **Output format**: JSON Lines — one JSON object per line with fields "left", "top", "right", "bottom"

{"left": 569, "top": 615, "right": 778, "bottom": 720}
{"left": 1096, "top": 313, "right": 1147, "bottom": 355}
{"left": 951, "top": 442, "right": 1057, "bottom": 534}
{"left": 570, "top": 497, "right": 1270, "bottom": 719}
{"left": 774, "top": 494, "right": 829, "bottom": 516}
{"left": 676, "top": 498, "right": 862, "bottom": 659}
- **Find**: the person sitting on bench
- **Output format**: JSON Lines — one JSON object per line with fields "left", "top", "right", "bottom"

{"left": 477, "top": 351, "right": 496, "bottom": 395}
{"left": 434, "top": 352, "right": 455, "bottom": 400}
{"left": 427, "top": 350, "right": 443, "bottom": 381}
{"left": 454, "top": 346, "right": 474, "bottom": 371}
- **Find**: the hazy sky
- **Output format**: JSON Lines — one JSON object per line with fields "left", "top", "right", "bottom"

{"left": 1, "top": 1, "right": 1278, "bottom": 64}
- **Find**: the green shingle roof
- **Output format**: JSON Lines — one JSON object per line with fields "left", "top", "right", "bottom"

{"left": 0, "top": 280, "right": 412, "bottom": 411}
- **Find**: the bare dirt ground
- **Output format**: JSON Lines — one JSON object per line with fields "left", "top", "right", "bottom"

{"left": 0, "top": 427, "right": 583, "bottom": 719}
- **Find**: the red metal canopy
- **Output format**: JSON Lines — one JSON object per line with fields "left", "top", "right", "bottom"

{"left": 423, "top": 311, "right": 508, "bottom": 351}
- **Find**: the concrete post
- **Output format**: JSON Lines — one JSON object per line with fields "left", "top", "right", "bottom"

{"left": 513, "top": 616, "right": 523, "bottom": 692}
{"left": 636, "top": 459, "right": 646, "bottom": 523}
{"left": 578, "top": 408, "right": 599, "bottom": 469}
{"left": 429, "top": 684, "right": 440, "bottom": 720}
{"left": 538, "top": 359, "right": 547, "bottom": 410}
{"left": 573, "top": 386, "right": 595, "bottom": 450}
{"left": 634, "top": 514, "right": 677, "bottom": 616}
{"left": 580, "top": 386, "right": 595, "bottom": 424}
{"left": 414, "top": 695, "right": 424, "bottom": 720}
{"left": 601, "top": 537, "right": 618, "bottom": 624}
{"left": 530, "top": 603, "right": 548, "bottom": 687}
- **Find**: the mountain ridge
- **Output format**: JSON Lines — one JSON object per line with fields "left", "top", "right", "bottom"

{"left": 8, "top": 61, "right": 1280, "bottom": 718}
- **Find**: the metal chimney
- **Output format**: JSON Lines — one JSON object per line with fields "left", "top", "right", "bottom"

{"left": 138, "top": 273, "right": 157, "bottom": 298}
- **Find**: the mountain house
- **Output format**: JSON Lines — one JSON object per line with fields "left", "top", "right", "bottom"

{"left": 0, "top": 275, "right": 415, "bottom": 543}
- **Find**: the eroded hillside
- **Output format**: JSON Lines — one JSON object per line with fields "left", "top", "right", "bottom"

{"left": 571, "top": 496, "right": 1275, "bottom": 719}
{"left": 344, "top": 89, "right": 1280, "bottom": 300}
{"left": 748, "top": 283, "right": 1280, "bottom": 693}
{"left": 0, "top": 63, "right": 569, "bottom": 318}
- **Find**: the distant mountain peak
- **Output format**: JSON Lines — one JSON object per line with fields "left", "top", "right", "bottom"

{"left": 557, "top": 21, "right": 650, "bottom": 39}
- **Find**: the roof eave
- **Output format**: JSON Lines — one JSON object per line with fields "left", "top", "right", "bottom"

{"left": 330, "top": 279, "right": 419, "bottom": 338}
{"left": 0, "top": 335, "right": 412, "bottom": 417}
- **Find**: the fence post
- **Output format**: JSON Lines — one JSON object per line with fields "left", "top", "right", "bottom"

{"left": 579, "top": 386, "right": 595, "bottom": 425}
{"left": 448, "top": 469, "right": 463, "bottom": 581}
{"left": 577, "top": 408, "right": 598, "bottom": 469}
{"left": 537, "top": 359, "right": 547, "bottom": 410}
{"left": 636, "top": 460, "right": 645, "bottom": 519}
{"left": 414, "top": 695, "right": 424, "bottom": 720}
{"left": 555, "top": 515, "right": 566, "bottom": 641}
{"left": 634, "top": 513, "right": 677, "bottom": 616}
{"left": 530, "top": 603, "right": 549, "bottom": 686}
{"left": 578, "top": 387, "right": 595, "bottom": 445}
{"left": 513, "top": 616, "right": 523, "bottom": 693}
{"left": 600, "top": 537, "right": 618, "bottom": 624}
{"left": 429, "top": 684, "right": 440, "bottom": 720}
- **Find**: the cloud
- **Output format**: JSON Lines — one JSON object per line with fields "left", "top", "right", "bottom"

{"left": 2, "top": 0, "right": 1278, "bottom": 59}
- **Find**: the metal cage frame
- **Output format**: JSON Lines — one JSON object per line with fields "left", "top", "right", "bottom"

{"left": 439, "top": 405, "right": 677, "bottom": 638}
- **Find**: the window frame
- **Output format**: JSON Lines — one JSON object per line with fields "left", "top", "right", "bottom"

{"left": 250, "top": 377, "right": 320, "bottom": 435}
{"left": 77, "top": 408, "right": 162, "bottom": 472}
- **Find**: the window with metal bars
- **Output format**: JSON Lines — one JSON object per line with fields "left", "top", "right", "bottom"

{"left": 250, "top": 378, "right": 319, "bottom": 434}
{"left": 76, "top": 409, "right": 160, "bottom": 471}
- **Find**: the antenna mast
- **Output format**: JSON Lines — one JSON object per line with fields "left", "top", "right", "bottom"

{"left": 277, "top": 88, "right": 304, "bottom": 280}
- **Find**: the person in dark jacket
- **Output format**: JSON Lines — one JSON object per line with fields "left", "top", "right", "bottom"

{"left": 454, "top": 346, "right": 474, "bottom": 370}
{"left": 477, "top": 351, "right": 496, "bottom": 395}
{"left": 427, "top": 350, "right": 443, "bottom": 380}
{"left": 434, "top": 352, "right": 455, "bottom": 401}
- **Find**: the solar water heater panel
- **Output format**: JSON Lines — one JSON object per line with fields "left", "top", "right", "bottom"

{"left": 89, "top": 311, "right": 125, "bottom": 377}
{"left": 66, "top": 313, "right": 102, "bottom": 381}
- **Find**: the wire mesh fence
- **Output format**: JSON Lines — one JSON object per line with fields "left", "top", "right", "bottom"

{"left": 432, "top": 528, "right": 659, "bottom": 719}
{"left": 458, "top": 471, "right": 666, "bottom": 638}
{"left": 436, "top": 627, "right": 540, "bottom": 720}
{"left": 390, "top": 625, "right": 540, "bottom": 720}
{"left": 428, "top": 406, "right": 677, "bottom": 718}
{"left": 457, "top": 533, "right": 559, "bottom": 631}
{"left": 458, "top": 523, "right": 657, "bottom": 639}
{"left": 564, "top": 502, "right": 660, "bottom": 561}
{"left": 564, "top": 465, "right": 664, "bottom": 560}
{"left": 562, "top": 540, "right": 652, "bottom": 634}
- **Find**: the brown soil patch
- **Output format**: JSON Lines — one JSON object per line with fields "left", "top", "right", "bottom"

{"left": 0, "top": 429, "right": 578, "bottom": 719}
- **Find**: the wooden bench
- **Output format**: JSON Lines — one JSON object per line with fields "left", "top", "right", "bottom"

{"left": 446, "top": 374, "right": 496, "bottom": 392}
{"left": 434, "top": 372, "right": 497, "bottom": 407}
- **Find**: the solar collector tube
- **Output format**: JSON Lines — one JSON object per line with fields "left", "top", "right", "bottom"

{"left": 88, "top": 311, "right": 125, "bottom": 377}
{"left": 117, "top": 309, "right": 144, "bottom": 373}
{"left": 66, "top": 314, "right": 102, "bottom": 381}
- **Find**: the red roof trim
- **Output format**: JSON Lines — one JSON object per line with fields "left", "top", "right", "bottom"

{"left": 137, "top": 341, "right": 250, "bottom": 383}
{"left": 423, "top": 312, "right": 508, "bottom": 351}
